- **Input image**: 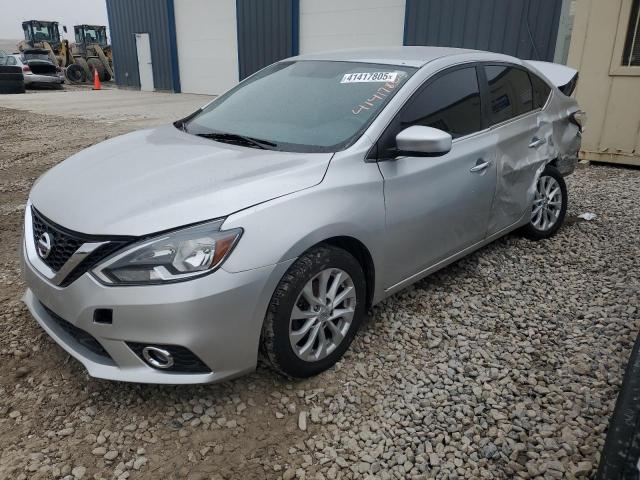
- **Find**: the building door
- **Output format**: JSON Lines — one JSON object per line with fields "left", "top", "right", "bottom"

{"left": 135, "top": 33, "right": 154, "bottom": 91}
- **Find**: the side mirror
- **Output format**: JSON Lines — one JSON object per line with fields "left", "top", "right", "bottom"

{"left": 395, "top": 125, "right": 452, "bottom": 157}
{"left": 63, "top": 26, "right": 68, "bottom": 33}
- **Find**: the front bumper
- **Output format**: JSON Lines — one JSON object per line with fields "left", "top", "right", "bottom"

{"left": 22, "top": 240, "right": 293, "bottom": 384}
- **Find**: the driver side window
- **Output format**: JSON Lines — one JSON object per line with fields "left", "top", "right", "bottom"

{"left": 374, "top": 66, "right": 483, "bottom": 159}
{"left": 400, "top": 67, "right": 482, "bottom": 139}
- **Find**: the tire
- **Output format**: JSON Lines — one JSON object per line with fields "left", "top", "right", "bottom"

{"left": 65, "top": 64, "right": 85, "bottom": 84}
{"left": 87, "top": 58, "right": 107, "bottom": 82}
{"left": 261, "top": 244, "right": 367, "bottom": 378}
{"left": 520, "top": 165, "right": 568, "bottom": 241}
{"left": 75, "top": 57, "right": 91, "bottom": 79}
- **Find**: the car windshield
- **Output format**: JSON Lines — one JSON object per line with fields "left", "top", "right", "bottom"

{"left": 183, "top": 60, "right": 416, "bottom": 152}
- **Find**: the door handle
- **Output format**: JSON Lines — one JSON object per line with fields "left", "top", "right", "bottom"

{"left": 529, "top": 137, "right": 547, "bottom": 148}
{"left": 470, "top": 159, "right": 491, "bottom": 173}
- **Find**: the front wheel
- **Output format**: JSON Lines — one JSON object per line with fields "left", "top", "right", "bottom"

{"left": 521, "top": 165, "right": 568, "bottom": 240}
{"left": 65, "top": 64, "right": 86, "bottom": 84}
{"left": 261, "top": 244, "right": 366, "bottom": 378}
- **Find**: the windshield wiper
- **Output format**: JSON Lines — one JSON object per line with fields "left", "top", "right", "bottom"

{"left": 196, "top": 132, "right": 278, "bottom": 150}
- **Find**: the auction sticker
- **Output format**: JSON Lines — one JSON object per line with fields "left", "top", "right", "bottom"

{"left": 341, "top": 72, "right": 398, "bottom": 83}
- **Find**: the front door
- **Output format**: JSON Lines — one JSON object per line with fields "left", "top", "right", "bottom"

{"left": 376, "top": 66, "right": 497, "bottom": 288}
{"left": 135, "top": 33, "right": 154, "bottom": 92}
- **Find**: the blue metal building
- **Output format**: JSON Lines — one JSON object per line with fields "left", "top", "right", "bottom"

{"left": 105, "top": 0, "right": 569, "bottom": 95}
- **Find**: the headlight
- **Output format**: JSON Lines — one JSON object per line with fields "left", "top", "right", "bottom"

{"left": 92, "top": 220, "right": 242, "bottom": 285}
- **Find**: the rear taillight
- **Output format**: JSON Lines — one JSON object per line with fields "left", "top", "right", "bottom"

{"left": 569, "top": 110, "right": 587, "bottom": 134}
{"left": 22, "top": 65, "right": 31, "bottom": 72}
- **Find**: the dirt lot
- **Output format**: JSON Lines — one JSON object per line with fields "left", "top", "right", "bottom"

{"left": 0, "top": 97, "right": 639, "bottom": 480}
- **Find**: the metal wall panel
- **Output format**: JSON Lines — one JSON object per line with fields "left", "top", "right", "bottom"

{"left": 404, "top": 0, "right": 563, "bottom": 62}
{"left": 236, "top": 0, "right": 299, "bottom": 80}
{"left": 106, "top": 0, "right": 178, "bottom": 91}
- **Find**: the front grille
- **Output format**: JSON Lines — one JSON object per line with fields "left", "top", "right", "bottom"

{"left": 41, "top": 304, "right": 112, "bottom": 360}
{"left": 31, "top": 207, "right": 133, "bottom": 286}
{"left": 32, "top": 208, "right": 84, "bottom": 272}
{"left": 127, "top": 342, "right": 211, "bottom": 374}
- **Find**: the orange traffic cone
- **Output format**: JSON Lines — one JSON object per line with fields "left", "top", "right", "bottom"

{"left": 92, "top": 68, "right": 101, "bottom": 90}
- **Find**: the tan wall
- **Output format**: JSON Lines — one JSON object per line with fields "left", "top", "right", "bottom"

{"left": 567, "top": 0, "right": 640, "bottom": 165}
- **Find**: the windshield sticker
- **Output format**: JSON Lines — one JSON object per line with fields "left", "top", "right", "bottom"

{"left": 351, "top": 78, "right": 403, "bottom": 115}
{"left": 341, "top": 72, "right": 399, "bottom": 83}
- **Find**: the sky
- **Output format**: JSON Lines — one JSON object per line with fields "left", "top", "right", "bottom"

{"left": 0, "top": 0, "right": 108, "bottom": 40}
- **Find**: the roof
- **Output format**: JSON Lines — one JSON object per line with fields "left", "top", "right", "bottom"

{"left": 289, "top": 46, "right": 478, "bottom": 67}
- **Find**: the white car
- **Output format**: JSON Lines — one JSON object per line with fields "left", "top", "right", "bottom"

{"left": 13, "top": 51, "right": 64, "bottom": 88}
{"left": 22, "top": 47, "right": 582, "bottom": 384}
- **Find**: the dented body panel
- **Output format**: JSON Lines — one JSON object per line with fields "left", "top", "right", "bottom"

{"left": 488, "top": 87, "right": 581, "bottom": 235}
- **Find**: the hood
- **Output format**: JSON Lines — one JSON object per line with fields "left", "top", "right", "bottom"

{"left": 30, "top": 125, "right": 332, "bottom": 236}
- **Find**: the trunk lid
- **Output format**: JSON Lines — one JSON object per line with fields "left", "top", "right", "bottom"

{"left": 524, "top": 60, "right": 579, "bottom": 96}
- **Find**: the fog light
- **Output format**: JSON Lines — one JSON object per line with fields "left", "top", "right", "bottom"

{"left": 141, "top": 346, "right": 174, "bottom": 369}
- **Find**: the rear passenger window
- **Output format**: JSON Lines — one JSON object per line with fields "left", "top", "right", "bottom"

{"left": 530, "top": 73, "right": 551, "bottom": 109}
{"left": 485, "top": 66, "right": 534, "bottom": 125}
{"left": 401, "top": 67, "right": 482, "bottom": 139}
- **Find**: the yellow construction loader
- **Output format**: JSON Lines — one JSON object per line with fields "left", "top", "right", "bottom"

{"left": 69, "top": 24, "right": 114, "bottom": 83}
{"left": 17, "top": 20, "right": 74, "bottom": 68}
{"left": 17, "top": 20, "right": 114, "bottom": 84}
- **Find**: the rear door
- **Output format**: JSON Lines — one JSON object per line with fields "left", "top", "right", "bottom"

{"left": 376, "top": 65, "right": 497, "bottom": 287}
{"left": 482, "top": 64, "right": 553, "bottom": 235}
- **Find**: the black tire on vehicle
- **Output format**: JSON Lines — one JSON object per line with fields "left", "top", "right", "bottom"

{"left": 520, "top": 165, "right": 568, "bottom": 241}
{"left": 75, "top": 57, "right": 91, "bottom": 79}
{"left": 102, "top": 70, "right": 112, "bottom": 82}
{"left": 87, "top": 58, "right": 107, "bottom": 82}
{"left": 261, "top": 244, "right": 367, "bottom": 378}
{"left": 65, "top": 64, "right": 86, "bottom": 84}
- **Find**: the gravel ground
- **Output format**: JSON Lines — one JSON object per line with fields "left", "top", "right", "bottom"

{"left": 0, "top": 106, "right": 639, "bottom": 480}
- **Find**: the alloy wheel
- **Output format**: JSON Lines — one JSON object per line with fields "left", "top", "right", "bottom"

{"left": 289, "top": 268, "right": 357, "bottom": 362}
{"left": 531, "top": 174, "right": 562, "bottom": 231}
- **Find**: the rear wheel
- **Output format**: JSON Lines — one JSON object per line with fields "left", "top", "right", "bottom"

{"left": 87, "top": 58, "right": 107, "bottom": 82}
{"left": 261, "top": 245, "right": 366, "bottom": 378}
{"left": 521, "top": 165, "right": 567, "bottom": 240}
{"left": 75, "top": 57, "right": 91, "bottom": 79}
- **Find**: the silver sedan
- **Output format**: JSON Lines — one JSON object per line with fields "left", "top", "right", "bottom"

{"left": 22, "top": 47, "right": 583, "bottom": 384}
{"left": 12, "top": 53, "right": 64, "bottom": 88}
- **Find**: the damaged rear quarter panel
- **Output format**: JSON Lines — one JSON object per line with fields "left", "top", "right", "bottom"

{"left": 487, "top": 89, "right": 581, "bottom": 235}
